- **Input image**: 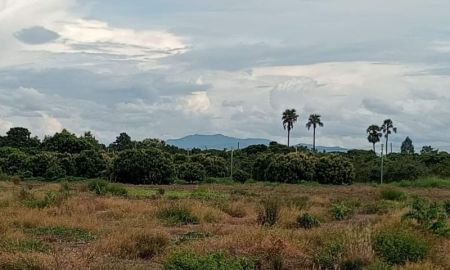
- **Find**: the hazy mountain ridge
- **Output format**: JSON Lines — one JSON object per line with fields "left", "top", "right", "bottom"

{"left": 166, "top": 134, "right": 348, "bottom": 152}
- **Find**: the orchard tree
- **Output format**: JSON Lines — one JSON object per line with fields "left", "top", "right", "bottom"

{"left": 401, "top": 137, "right": 415, "bottom": 154}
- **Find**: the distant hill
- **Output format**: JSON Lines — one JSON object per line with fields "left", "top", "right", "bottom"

{"left": 296, "top": 143, "right": 348, "bottom": 153}
{"left": 166, "top": 134, "right": 348, "bottom": 152}
{"left": 166, "top": 134, "right": 270, "bottom": 150}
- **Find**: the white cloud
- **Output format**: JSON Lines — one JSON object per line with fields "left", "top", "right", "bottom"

{"left": 182, "top": 91, "right": 211, "bottom": 113}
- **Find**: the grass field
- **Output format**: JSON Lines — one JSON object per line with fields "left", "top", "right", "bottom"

{"left": 1, "top": 179, "right": 450, "bottom": 269}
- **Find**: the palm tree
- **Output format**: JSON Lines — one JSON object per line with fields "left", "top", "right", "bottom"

{"left": 282, "top": 109, "right": 299, "bottom": 147}
{"left": 366, "top": 125, "right": 382, "bottom": 152}
{"left": 306, "top": 114, "right": 323, "bottom": 151}
{"left": 381, "top": 119, "right": 397, "bottom": 154}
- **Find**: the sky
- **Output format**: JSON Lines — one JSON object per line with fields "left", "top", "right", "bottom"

{"left": 1, "top": 0, "right": 450, "bottom": 150}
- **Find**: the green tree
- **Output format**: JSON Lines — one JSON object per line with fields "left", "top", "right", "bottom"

{"left": 4, "top": 127, "right": 40, "bottom": 148}
{"left": 282, "top": 109, "right": 299, "bottom": 147}
{"left": 381, "top": 119, "right": 397, "bottom": 154}
{"left": 109, "top": 132, "right": 133, "bottom": 151}
{"left": 306, "top": 114, "right": 323, "bottom": 151}
{"left": 42, "top": 129, "right": 90, "bottom": 153}
{"left": 367, "top": 125, "right": 382, "bottom": 152}
{"left": 401, "top": 137, "right": 415, "bottom": 154}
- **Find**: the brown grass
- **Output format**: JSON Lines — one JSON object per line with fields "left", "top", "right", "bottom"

{"left": 0, "top": 180, "right": 449, "bottom": 269}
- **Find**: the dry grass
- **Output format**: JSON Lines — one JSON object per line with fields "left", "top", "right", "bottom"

{"left": 0, "top": 180, "right": 449, "bottom": 269}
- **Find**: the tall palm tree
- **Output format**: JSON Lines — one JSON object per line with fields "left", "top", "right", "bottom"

{"left": 306, "top": 114, "right": 324, "bottom": 151}
{"left": 366, "top": 125, "right": 382, "bottom": 152}
{"left": 282, "top": 109, "right": 299, "bottom": 147}
{"left": 381, "top": 119, "right": 397, "bottom": 154}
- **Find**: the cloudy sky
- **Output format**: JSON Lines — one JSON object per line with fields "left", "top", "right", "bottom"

{"left": 2, "top": 0, "right": 450, "bottom": 150}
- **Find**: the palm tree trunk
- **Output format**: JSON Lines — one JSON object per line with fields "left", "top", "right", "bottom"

{"left": 287, "top": 129, "right": 290, "bottom": 147}
{"left": 373, "top": 143, "right": 376, "bottom": 153}
{"left": 385, "top": 136, "right": 388, "bottom": 155}
{"left": 313, "top": 127, "right": 316, "bottom": 151}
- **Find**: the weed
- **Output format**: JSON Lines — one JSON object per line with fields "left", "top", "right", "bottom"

{"left": 257, "top": 196, "right": 281, "bottom": 226}
{"left": 24, "top": 226, "right": 93, "bottom": 242}
{"left": 380, "top": 187, "right": 406, "bottom": 201}
{"left": 296, "top": 213, "right": 320, "bottom": 229}
{"left": 157, "top": 204, "right": 199, "bottom": 225}
{"left": 163, "top": 251, "right": 255, "bottom": 270}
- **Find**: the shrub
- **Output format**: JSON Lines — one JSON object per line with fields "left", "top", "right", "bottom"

{"left": 265, "top": 152, "right": 315, "bottom": 183}
{"left": 157, "top": 204, "right": 199, "bottom": 225}
{"left": 163, "top": 251, "right": 255, "bottom": 270}
{"left": 315, "top": 155, "right": 355, "bottom": 185}
{"left": 296, "top": 213, "right": 320, "bottom": 229}
{"left": 232, "top": 169, "right": 250, "bottom": 183}
{"left": 120, "top": 232, "right": 169, "bottom": 259}
{"left": 176, "top": 162, "right": 206, "bottom": 183}
{"left": 330, "top": 202, "right": 353, "bottom": 220}
{"left": 30, "top": 152, "right": 66, "bottom": 180}
{"left": 257, "top": 197, "right": 281, "bottom": 226}
{"left": 380, "top": 187, "right": 406, "bottom": 201}
{"left": 372, "top": 229, "right": 429, "bottom": 265}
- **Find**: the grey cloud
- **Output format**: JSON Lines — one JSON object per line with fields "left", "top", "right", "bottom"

{"left": 15, "top": 26, "right": 59, "bottom": 44}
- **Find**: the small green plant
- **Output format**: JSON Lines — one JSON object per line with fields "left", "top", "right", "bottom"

{"left": 372, "top": 229, "right": 429, "bottom": 265}
{"left": 88, "top": 179, "right": 109, "bottom": 195}
{"left": 444, "top": 200, "right": 450, "bottom": 215}
{"left": 330, "top": 202, "right": 352, "bottom": 220}
{"left": 163, "top": 251, "right": 255, "bottom": 270}
{"left": 380, "top": 187, "right": 406, "bottom": 201}
{"left": 313, "top": 241, "right": 345, "bottom": 269}
{"left": 403, "top": 197, "right": 450, "bottom": 237}
{"left": 157, "top": 188, "right": 166, "bottom": 195}
{"left": 257, "top": 197, "right": 281, "bottom": 226}
{"left": 296, "top": 213, "right": 320, "bottom": 229}
{"left": 157, "top": 204, "right": 199, "bottom": 225}
{"left": 176, "top": 231, "right": 210, "bottom": 243}
{"left": 87, "top": 180, "right": 127, "bottom": 196}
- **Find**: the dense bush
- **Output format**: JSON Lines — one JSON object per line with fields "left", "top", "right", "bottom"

{"left": 30, "top": 152, "right": 66, "bottom": 180}
{"left": 252, "top": 153, "right": 273, "bottom": 181}
{"left": 372, "top": 229, "right": 429, "bottom": 265}
{"left": 163, "top": 251, "right": 255, "bottom": 270}
{"left": 113, "top": 148, "right": 174, "bottom": 184}
{"left": 315, "top": 155, "right": 355, "bottom": 185}
{"left": 265, "top": 152, "right": 315, "bottom": 183}
{"left": 232, "top": 169, "right": 250, "bottom": 183}
{"left": 1, "top": 150, "right": 30, "bottom": 175}
{"left": 75, "top": 150, "right": 107, "bottom": 178}
{"left": 383, "top": 157, "right": 424, "bottom": 182}
{"left": 176, "top": 162, "right": 206, "bottom": 183}
{"left": 87, "top": 179, "right": 127, "bottom": 196}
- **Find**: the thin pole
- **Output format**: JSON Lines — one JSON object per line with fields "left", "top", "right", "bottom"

{"left": 380, "top": 143, "right": 384, "bottom": 185}
{"left": 230, "top": 148, "right": 234, "bottom": 179}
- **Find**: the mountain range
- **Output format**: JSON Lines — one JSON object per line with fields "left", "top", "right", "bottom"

{"left": 166, "top": 134, "right": 348, "bottom": 152}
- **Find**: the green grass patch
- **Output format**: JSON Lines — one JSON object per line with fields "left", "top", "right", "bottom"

{"left": 24, "top": 226, "right": 93, "bottom": 242}
{"left": 396, "top": 178, "right": 450, "bottom": 189}
{"left": 157, "top": 204, "right": 199, "bottom": 225}
{"left": 0, "top": 238, "right": 50, "bottom": 253}
{"left": 163, "top": 251, "right": 255, "bottom": 270}
{"left": 190, "top": 187, "right": 226, "bottom": 201}
{"left": 380, "top": 187, "right": 407, "bottom": 201}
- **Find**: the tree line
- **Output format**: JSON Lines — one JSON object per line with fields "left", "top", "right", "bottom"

{"left": 0, "top": 124, "right": 449, "bottom": 185}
